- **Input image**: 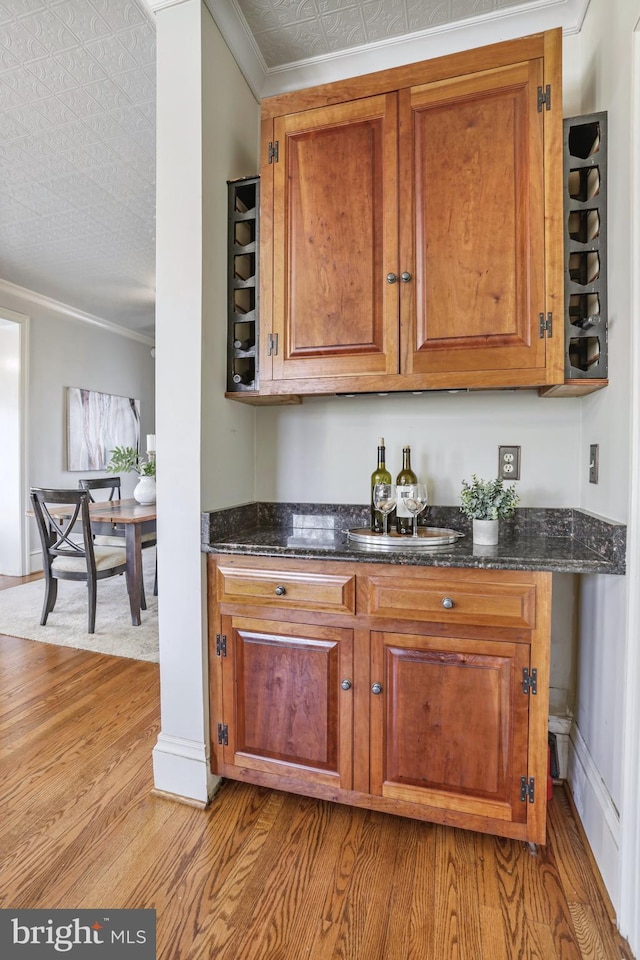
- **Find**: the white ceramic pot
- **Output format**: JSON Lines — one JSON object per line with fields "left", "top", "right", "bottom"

{"left": 472, "top": 518, "right": 499, "bottom": 545}
{"left": 133, "top": 475, "right": 156, "bottom": 504}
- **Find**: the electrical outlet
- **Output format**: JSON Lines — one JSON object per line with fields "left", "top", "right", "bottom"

{"left": 589, "top": 444, "right": 599, "bottom": 483}
{"left": 498, "top": 445, "right": 521, "bottom": 480}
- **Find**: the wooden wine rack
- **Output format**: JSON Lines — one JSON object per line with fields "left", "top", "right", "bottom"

{"left": 541, "top": 112, "right": 608, "bottom": 397}
{"left": 227, "top": 176, "right": 259, "bottom": 394}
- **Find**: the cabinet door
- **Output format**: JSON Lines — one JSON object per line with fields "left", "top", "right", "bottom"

{"left": 269, "top": 94, "right": 399, "bottom": 382}
{"left": 370, "top": 631, "right": 531, "bottom": 830}
{"left": 219, "top": 616, "right": 353, "bottom": 790}
{"left": 400, "top": 61, "right": 548, "bottom": 382}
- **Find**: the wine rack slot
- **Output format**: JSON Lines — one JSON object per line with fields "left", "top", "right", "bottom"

{"left": 227, "top": 176, "right": 259, "bottom": 394}
{"left": 563, "top": 112, "right": 608, "bottom": 385}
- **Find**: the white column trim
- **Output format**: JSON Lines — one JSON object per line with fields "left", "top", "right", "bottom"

{"left": 0, "top": 306, "right": 30, "bottom": 576}
{"left": 618, "top": 23, "right": 640, "bottom": 956}
{"left": 152, "top": 733, "right": 219, "bottom": 804}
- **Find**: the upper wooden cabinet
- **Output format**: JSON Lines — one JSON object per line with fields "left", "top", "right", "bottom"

{"left": 257, "top": 30, "right": 563, "bottom": 398}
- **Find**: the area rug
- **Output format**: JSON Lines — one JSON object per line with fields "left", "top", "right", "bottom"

{"left": 0, "top": 553, "right": 158, "bottom": 662}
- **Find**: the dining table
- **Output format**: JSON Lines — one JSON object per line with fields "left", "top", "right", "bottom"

{"left": 84, "top": 498, "right": 156, "bottom": 626}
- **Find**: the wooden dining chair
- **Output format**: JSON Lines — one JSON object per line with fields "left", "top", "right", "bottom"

{"left": 30, "top": 488, "right": 129, "bottom": 635}
{"left": 79, "top": 476, "right": 122, "bottom": 501}
{"left": 79, "top": 476, "right": 158, "bottom": 599}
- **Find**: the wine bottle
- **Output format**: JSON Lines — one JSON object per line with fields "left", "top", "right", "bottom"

{"left": 233, "top": 336, "right": 255, "bottom": 350}
{"left": 370, "top": 437, "right": 393, "bottom": 533}
{"left": 232, "top": 369, "right": 254, "bottom": 385}
{"left": 396, "top": 445, "right": 418, "bottom": 535}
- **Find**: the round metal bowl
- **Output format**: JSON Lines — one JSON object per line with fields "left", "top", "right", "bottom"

{"left": 347, "top": 527, "right": 464, "bottom": 550}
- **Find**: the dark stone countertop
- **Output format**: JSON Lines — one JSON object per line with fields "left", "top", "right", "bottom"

{"left": 201, "top": 502, "right": 626, "bottom": 575}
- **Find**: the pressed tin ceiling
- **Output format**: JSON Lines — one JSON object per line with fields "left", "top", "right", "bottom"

{"left": 0, "top": 0, "right": 156, "bottom": 339}
{"left": 233, "top": 0, "right": 550, "bottom": 70}
{"left": 1, "top": 0, "right": 588, "bottom": 337}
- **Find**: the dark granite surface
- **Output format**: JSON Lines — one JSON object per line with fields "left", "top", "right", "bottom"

{"left": 201, "top": 502, "right": 626, "bottom": 575}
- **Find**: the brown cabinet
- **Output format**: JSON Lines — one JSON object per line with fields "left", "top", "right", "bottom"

{"left": 370, "top": 630, "right": 531, "bottom": 829}
{"left": 219, "top": 615, "right": 353, "bottom": 791}
{"left": 257, "top": 30, "right": 563, "bottom": 399}
{"left": 209, "top": 555, "right": 551, "bottom": 844}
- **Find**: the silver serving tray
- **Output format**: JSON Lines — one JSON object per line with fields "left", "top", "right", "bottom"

{"left": 347, "top": 527, "right": 464, "bottom": 550}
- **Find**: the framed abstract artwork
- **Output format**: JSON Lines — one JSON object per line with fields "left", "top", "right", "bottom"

{"left": 67, "top": 387, "right": 140, "bottom": 471}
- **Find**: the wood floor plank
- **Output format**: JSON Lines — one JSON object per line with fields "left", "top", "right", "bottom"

{"left": 547, "top": 789, "right": 606, "bottom": 906}
{"left": 274, "top": 803, "right": 367, "bottom": 960}
{"left": 306, "top": 806, "right": 372, "bottom": 960}
{"left": 433, "top": 824, "right": 484, "bottom": 960}
{"left": 0, "top": 632, "right": 634, "bottom": 960}
{"left": 218, "top": 795, "right": 336, "bottom": 959}
{"left": 326, "top": 811, "right": 404, "bottom": 960}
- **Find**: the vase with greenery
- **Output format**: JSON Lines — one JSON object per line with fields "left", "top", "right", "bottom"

{"left": 107, "top": 445, "right": 156, "bottom": 504}
{"left": 459, "top": 474, "right": 519, "bottom": 544}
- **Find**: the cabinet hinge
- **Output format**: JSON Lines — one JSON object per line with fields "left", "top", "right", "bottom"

{"left": 267, "top": 332, "right": 279, "bottom": 356}
{"left": 538, "top": 312, "right": 553, "bottom": 338}
{"left": 520, "top": 776, "right": 535, "bottom": 803}
{"left": 537, "top": 85, "right": 551, "bottom": 112}
{"left": 268, "top": 140, "right": 279, "bottom": 164}
{"left": 217, "top": 722, "right": 229, "bottom": 746}
{"left": 522, "top": 667, "right": 538, "bottom": 695}
{"left": 216, "top": 633, "right": 227, "bottom": 657}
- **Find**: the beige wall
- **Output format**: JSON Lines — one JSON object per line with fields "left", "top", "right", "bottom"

{"left": 0, "top": 287, "right": 155, "bottom": 568}
{"left": 562, "top": 0, "right": 640, "bottom": 918}
{"left": 201, "top": 5, "right": 259, "bottom": 512}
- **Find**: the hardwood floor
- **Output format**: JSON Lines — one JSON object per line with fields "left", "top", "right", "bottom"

{"left": 0, "top": 627, "right": 633, "bottom": 960}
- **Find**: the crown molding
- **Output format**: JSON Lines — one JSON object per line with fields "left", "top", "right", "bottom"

{"left": 192, "top": 0, "right": 591, "bottom": 100}
{"left": 144, "top": 0, "right": 192, "bottom": 12}
{"left": 0, "top": 279, "right": 156, "bottom": 347}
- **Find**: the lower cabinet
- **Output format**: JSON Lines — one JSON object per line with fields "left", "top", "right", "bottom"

{"left": 208, "top": 555, "right": 551, "bottom": 844}
{"left": 370, "top": 630, "right": 531, "bottom": 830}
{"left": 219, "top": 615, "right": 353, "bottom": 791}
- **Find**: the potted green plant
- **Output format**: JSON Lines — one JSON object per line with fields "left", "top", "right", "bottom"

{"left": 107, "top": 445, "right": 156, "bottom": 504}
{"left": 459, "top": 474, "right": 519, "bottom": 544}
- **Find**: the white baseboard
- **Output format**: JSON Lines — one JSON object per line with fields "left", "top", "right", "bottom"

{"left": 566, "top": 723, "right": 621, "bottom": 910}
{"left": 152, "top": 732, "right": 219, "bottom": 804}
{"left": 29, "top": 550, "right": 43, "bottom": 574}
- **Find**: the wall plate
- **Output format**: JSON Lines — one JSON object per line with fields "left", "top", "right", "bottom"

{"left": 589, "top": 444, "right": 599, "bottom": 483}
{"left": 499, "top": 445, "right": 521, "bottom": 480}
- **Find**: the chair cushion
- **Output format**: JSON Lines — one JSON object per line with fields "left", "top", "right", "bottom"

{"left": 94, "top": 533, "right": 156, "bottom": 547}
{"left": 52, "top": 546, "right": 127, "bottom": 574}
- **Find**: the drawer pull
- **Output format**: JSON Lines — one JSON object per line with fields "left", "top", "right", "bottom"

{"left": 441, "top": 597, "right": 454, "bottom": 609}
{"left": 274, "top": 585, "right": 287, "bottom": 596}
{"left": 341, "top": 679, "right": 352, "bottom": 691}
{"left": 371, "top": 682, "right": 383, "bottom": 695}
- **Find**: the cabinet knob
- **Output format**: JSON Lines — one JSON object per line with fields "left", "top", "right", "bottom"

{"left": 341, "top": 679, "right": 352, "bottom": 691}
{"left": 401, "top": 271, "right": 412, "bottom": 283}
{"left": 441, "top": 597, "right": 454, "bottom": 609}
{"left": 386, "top": 272, "right": 397, "bottom": 284}
{"left": 371, "top": 682, "right": 383, "bottom": 695}
{"left": 274, "top": 585, "right": 287, "bottom": 596}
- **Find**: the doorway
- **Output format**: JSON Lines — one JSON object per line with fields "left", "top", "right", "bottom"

{"left": 0, "top": 309, "right": 28, "bottom": 576}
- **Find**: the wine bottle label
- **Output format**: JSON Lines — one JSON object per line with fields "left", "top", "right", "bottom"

{"left": 396, "top": 485, "right": 412, "bottom": 518}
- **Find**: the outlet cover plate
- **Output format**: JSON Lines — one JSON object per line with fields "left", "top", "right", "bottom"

{"left": 499, "top": 445, "right": 521, "bottom": 480}
{"left": 589, "top": 444, "right": 599, "bottom": 483}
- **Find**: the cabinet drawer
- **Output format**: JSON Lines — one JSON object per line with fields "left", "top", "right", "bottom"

{"left": 216, "top": 564, "right": 356, "bottom": 615}
{"left": 364, "top": 574, "right": 536, "bottom": 629}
